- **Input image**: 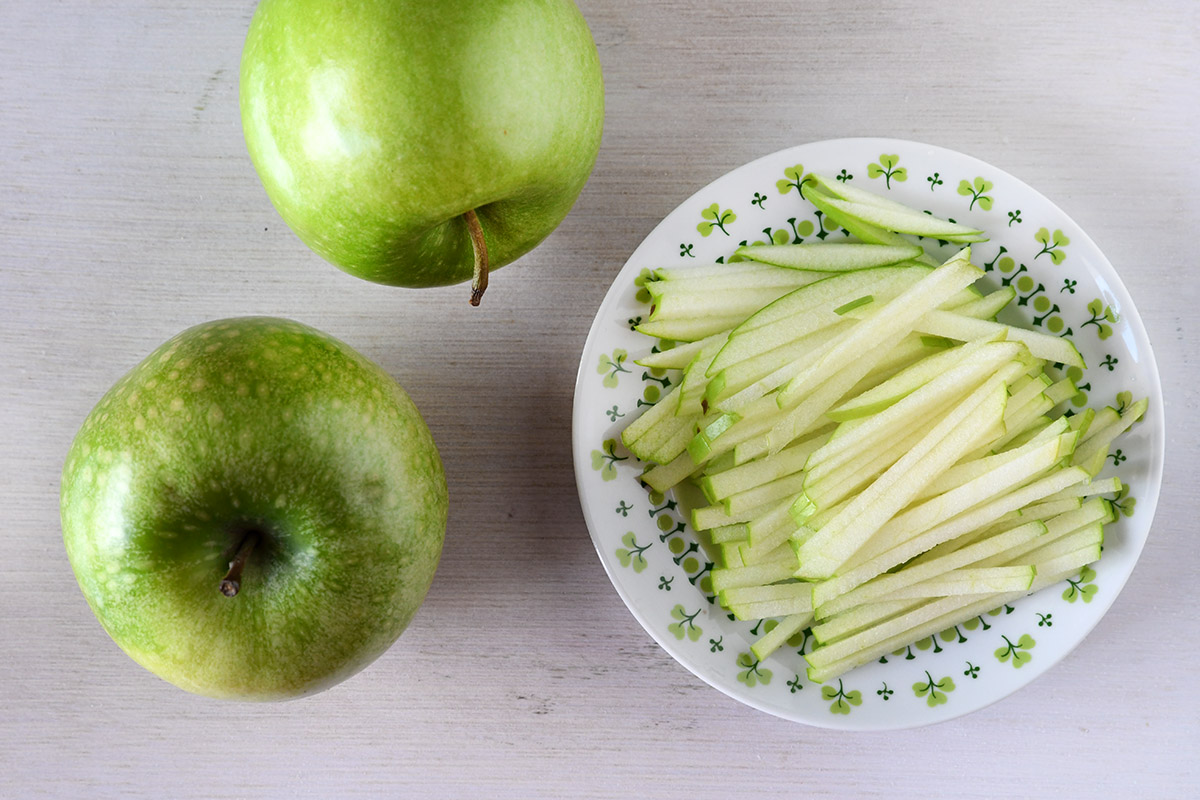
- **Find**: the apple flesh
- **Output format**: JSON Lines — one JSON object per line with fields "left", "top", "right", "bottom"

{"left": 60, "top": 317, "right": 448, "bottom": 700}
{"left": 239, "top": 0, "right": 606, "bottom": 304}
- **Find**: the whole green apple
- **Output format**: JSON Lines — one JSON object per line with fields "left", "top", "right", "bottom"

{"left": 239, "top": 0, "right": 605, "bottom": 304}
{"left": 60, "top": 317, "right": 448, "bottom": 701}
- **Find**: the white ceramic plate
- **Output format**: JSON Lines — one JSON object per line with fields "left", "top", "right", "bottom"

{"left": 571, "top": 138, "right": 1164, "bottom": 729}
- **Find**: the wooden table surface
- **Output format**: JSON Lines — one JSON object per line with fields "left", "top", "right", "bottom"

{"left": 2, "top": 1, "right": 1197, "bottom": 796}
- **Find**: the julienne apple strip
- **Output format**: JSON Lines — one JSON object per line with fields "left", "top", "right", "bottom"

{"left": 617, "top": 178, "right": 1147, "bottom": 675}
{"left": 734, "top": 241, "right": 924, "bottom": 271}
{"left": 793, "top": 375, "right": 1011, "bottom": 581}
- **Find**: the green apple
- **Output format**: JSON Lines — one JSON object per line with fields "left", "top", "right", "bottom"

{"left": 239, "top": 0, "right": 605, "bottom": 304}
{"left": 59, "top": 317, "right": 448, "bottom": 700}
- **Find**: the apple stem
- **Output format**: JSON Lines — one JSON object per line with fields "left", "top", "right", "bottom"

{"left": 219, "top": 532, "right": 259, "bottom": 597}
{"left": 464, "top": 209, "right": 489, "bottom": 306}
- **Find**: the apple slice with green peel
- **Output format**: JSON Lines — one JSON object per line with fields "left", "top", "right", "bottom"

{"left": 646, "top": 266, "right": 820, "bottom": 293}
{"left": 981, "top": 516, "right": 1108, "bottom": 570}
{"left": 708, "top": 522, "right": 750, "bottom": 545}
{"left": 810, "top": 598, "right": 923, "bottom": 646}
{"left": 1008, "top": 372, "right": 1053, "bottom": 411}
{"left": 708, "top": 267, "right": 928, "bottom": 374}
{"left": 730, "top": 594, "right": 814, "bottom": 621}
{"left": 803, "top": 173, "right": 988, "bottom": 242}
{"left": 911, "top": 419, "right": 1072, "bottom": 501}
{"left": 794, "top": 375, "right": 1009, "bottom": 580}
{"left": 835, "top": 285, "right": 989, "bottom": 321}
{"left": 805, "top": 342, "right": 1024, "bottom": 476}
{"left": 816, "top": 410, "right": 1070, "bottom": 527}
{"left": 685, "top": 409, "right": 745, "bottom": 463}
{"left": 719, "top": 581, "right": 811, "bottom": 607}
{"left": 736, "top": 337, "right": 910, "bottom": 464}
{"left": 988, "top": 528, "right": 1102, "bottom": 587}
{"left": 1026, "top": 547, "right": 1103, "bottom": 596}
{"left": 1004, "top": 387, "right": 1055, "bottom": 427}
{"left": 691, "top": 493, "right": 786, "bottom": 532}
{"left": 1040, "top": 501, "right": 1114, "bottom": 540}
{"left": 621, "top": 402, "right": 691, "bottom": 459}
{"left": 1016, "top": 496, "right": 1084, "bottom": 521}
{"left": 642, "top": 414, "right": 706, "bottom": 466}
{"left": 799, "top": 413, "right": 941, "bottom": 512}
{"left": 848, "top": 565, "right": 1037, "bottom": 610}
{"left": 690, "top": 400, "right": 789, "bottom": 465}
{"left": 1016, "top": 525, "right": 1103, "bottom": 572}
{"left": 803, "top": 173, "right": 930, "bottom": 214}
{"left": 709, "top": 339, "right": 854, "bottom": 419}
{"left": 710, "top": 556, "right": 799, "bottom": 594}
{"left": 1042, "top": 476, "right": 1123, "bottom": 501}
{"left": 804, "top": 173, "right": 994, "bottom": 246}
{"left": 1068, "top": 406, "right": 1096, "bottom": 438}
{"left": 791, "top": 493, "right": 852, "bottom": 536}
{"left": 648, "top": 287, "right": 801, "bottom": 323}
{"left": 743, "top": 522, "right": 802, "bottom": 564}
{"left": 634, "top": 336, "right": 721, "bottom": 371}
{"left": 915, "top": 309, "right": 1086, "bottom": 368}
{"left": 676, "top": 337, "right": 729, "bottom": 415}
{"left": 702, "top": 430, "right": 830, "bottom": 501}
{"left": 724, "top": 263, "right": 930, "bottom": 338}
{"left": 1082, "top": 407, "right": 1122, "bottom": 441}
{"left": 747, "top": 498, "right": 803, "bottom": 543}
{"left": 1072, "top": 398, "right": 1148, "bottom": 475}
{"left": 943, "top": 285, "right": 1016, "bottom": 320}
{"left": 774, "top": 249, "right": 984, "bottom": 409}
{"left": 704, "top": 322, "right": 852, "bottom": 411}
{"left": 744, "top": 299, "right": 994, "bottom": 466}
{"left": 800, "top": 182, "right": 930, "bottom": 251}
{"left": 992, "top": 416, "right": 1054, "bottom": 454}
{"left": 734, "top": 241, "right": 923, "bottom": 271}
{"left": 635, "top": 314, "right": 747, "bottom": 343}
{"left": 807, "top": 194, "right": 987, "bottom": 244}
{"left": 740, "top": 535, "right": 799, "bottom": 568}
{"left": 825, "top": 334, "right": 1009, "bottom": 422}
{"left": 718, "top": 544, "right": 744, "bottom": 569}
{"left": 619, "top": 383, "right": 684, "bottom": 448}
{"left": 827, "top": 465, "right": 1092, "bottom": 600}
{"left": 652, "top": 261, "right": 786, "bottom": 282}
{"left": 813, "top": 520, "right": 1045, "bottom": 618}
{"left": 964, "top": 390, "right": 1055, "bottom": 458}
{"left": 903, "top": 494, "right": 1103, "bottom": 571}
{"left": 806, "top": 588, "right": 1031, "bottom": 683}
{"left": 835, "top": 332, "right": 956, "bottom": 402}
{"left": 722, "top": 471, "right": 808, "bottom": 516}
{"left": 1044, "top": 376, "right": 1078, "bottom": 406}
{"left": 860, "top": 463, "right": 1093, "bottom": 571}
{"left": 640, "top": 451, "right": 702, "bottom": 494}
{"left": 751, "top": 612, "right": 815, "bottom": 661}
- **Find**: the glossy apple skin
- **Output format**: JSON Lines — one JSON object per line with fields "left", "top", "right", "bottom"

{"left": 60, "top": 318, "right": 448, "bottom": 700}
{"left": 240, "top": 0, "right": 605, "bottom": 288}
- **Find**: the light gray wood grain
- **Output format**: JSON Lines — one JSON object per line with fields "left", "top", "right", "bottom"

{"left": 2, "top": 1, "right": 1197, "bottom": 797}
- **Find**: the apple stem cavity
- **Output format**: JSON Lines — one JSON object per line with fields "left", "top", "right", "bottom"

{"left": 219, "top": 531, "right": 260, "bottom": 598}
{"left": 465, "top": 209, "right": 489, "bottom": 307}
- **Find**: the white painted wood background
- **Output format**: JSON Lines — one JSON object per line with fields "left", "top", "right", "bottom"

{"left": 2, "top": 1, "right": 1196, "bottom": 796}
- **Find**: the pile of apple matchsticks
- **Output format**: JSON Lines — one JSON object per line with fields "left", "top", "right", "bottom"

{"left": 620, "top": 175, "right": 1146, "bottom": 683}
